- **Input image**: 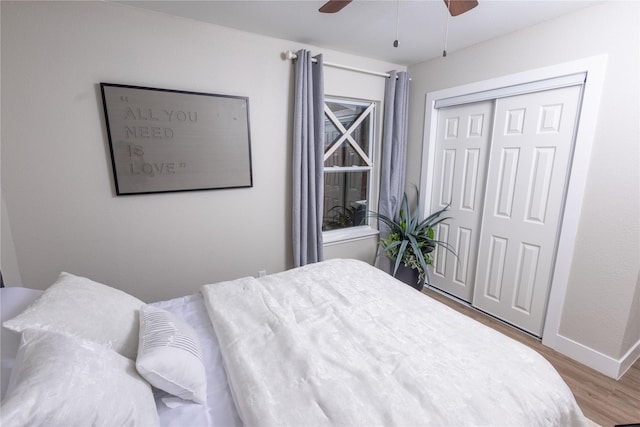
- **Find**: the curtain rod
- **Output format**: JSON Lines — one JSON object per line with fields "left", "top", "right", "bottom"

{"left": 283, "top": 50, "right": 395, "bottom": 79}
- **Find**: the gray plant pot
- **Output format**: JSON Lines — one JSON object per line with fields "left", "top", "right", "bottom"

{"left": 394, "top": 264, "right": 425, "bottom": 291}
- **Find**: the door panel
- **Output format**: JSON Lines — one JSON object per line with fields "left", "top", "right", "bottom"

{"left": 430, "top": 101, "right": 494, "bottom": 302}
{"left": 472, "top": 85, "right": 582, "bottom": 336}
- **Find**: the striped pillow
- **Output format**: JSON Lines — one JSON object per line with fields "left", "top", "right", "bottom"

{"left": 136, "top": 304, "right": 206, "bottom": 403}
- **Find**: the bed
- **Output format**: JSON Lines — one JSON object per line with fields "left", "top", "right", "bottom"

{"left": 0, "top": 259, "right": 588, "bottom": 426}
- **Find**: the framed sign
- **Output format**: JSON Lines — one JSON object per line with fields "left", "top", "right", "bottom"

{"left": 100, "top": 83, "right": 253, "bottom": 195}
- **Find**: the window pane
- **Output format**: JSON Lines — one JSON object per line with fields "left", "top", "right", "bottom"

{"left": 326, "top": 101, "right": 367, "bottom": 129}
{"left": 325, "top": 119, "right": 341, "bottom": 151}
{"left": 323, "top": 171, "right": 369, "bottom": 231}
{"left": 324, "top": 102, "right": 371, "bottom": 167}
{"left": 325, "top": 144, "right": 367, "bottom": 167}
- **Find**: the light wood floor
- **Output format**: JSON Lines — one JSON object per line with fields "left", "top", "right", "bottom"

{"left": 422, "top": 287, "right": 640, "bottom": 427}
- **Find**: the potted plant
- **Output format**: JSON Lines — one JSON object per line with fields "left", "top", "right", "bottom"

{"left": 322, "top": 203, "right": 367, "bottom": 231}
{"left": 374, "top": 192, "right": 455, "bottom": 290}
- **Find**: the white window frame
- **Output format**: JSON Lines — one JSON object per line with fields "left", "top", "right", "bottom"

{"left": 322, "top": 97, "right": 379, "bottom": 244}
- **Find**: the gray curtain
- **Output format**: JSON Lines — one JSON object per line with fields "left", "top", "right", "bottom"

{"left": 292, "top": 50, "right": 324, "bottom": 267}
{"left": 378, "top": 71, "right": 409, "bottom": 271}
{"left": 379, "top": 70, "right": 409, "bottom": 223}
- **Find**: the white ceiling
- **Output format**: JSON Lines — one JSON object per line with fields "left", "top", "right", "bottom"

{"left": 113, "top": 0, "right": 599, "bottom": 66}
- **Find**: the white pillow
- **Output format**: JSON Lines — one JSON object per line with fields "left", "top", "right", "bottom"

{"left": 1, "top": 329, "right": 160, "bottom": 427}
{"left": 136, "top": 304, "right": 207, "bottom": 403}
{"left": 2, "top": 272, "right": 143, "bottom": 359}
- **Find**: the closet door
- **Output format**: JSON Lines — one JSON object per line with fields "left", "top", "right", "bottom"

{"left": 430, "top": 101, "right": 494, "bottom": 302}
{"left": 472, "top": 85, "right": 582, "bottom": 336}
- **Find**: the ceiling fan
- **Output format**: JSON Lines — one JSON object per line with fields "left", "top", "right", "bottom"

{"left": 319, "top": 0, "right": 479, "bottom": 16}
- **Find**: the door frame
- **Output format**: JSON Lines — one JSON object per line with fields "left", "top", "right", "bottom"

{"left": 419, "top": 55, "right": 612, "bottom": 375}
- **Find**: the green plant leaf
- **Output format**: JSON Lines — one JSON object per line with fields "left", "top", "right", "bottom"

{"left": 372, "top": 190, "right": 458, "bottom": 285}
{"left": 392, "top": 239, "right": 410, "bottom": 276}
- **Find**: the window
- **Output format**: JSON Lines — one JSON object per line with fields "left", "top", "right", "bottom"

{"left": 322, "top": 98, "right": 375, "bottom": 236}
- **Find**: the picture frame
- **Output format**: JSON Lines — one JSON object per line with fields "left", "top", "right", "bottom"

{"left": 100, "top": 83, "right": 253, "bottom": 195}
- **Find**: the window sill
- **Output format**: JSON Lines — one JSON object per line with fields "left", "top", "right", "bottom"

{"left": 323, "top": 226, "right": 379, "bottom": 246}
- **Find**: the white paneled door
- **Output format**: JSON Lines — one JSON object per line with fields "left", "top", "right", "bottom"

{"left": 430, "top": 84, "right": 583, "bottom": 337}
{"left": 430, "top": 101, "right": 494, "bottom": 302}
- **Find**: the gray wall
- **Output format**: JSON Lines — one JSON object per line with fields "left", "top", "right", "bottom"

{"left": 1, "top": 1, "right": 400, "bottom": 301}
{"left": 406, "top": 2, "right": 640, "bottom": 361}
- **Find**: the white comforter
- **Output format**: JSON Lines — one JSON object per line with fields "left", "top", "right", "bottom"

{"left": 201, "top": 259, "right": 587, "bottom": 427}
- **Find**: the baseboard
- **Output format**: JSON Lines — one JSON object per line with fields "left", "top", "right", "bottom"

{"left": 545, "top": 332, "right": 640, "bottom": 380}
{"left": 618, "top": 338, "right": 640, "bottom": 379}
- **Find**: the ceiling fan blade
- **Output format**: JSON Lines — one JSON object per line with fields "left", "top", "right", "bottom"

{"left": 443, "top": 0, "right": 479, "bottom": 16}
{"left": 319, "top": 0, "right": 353, "bottom": 14}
